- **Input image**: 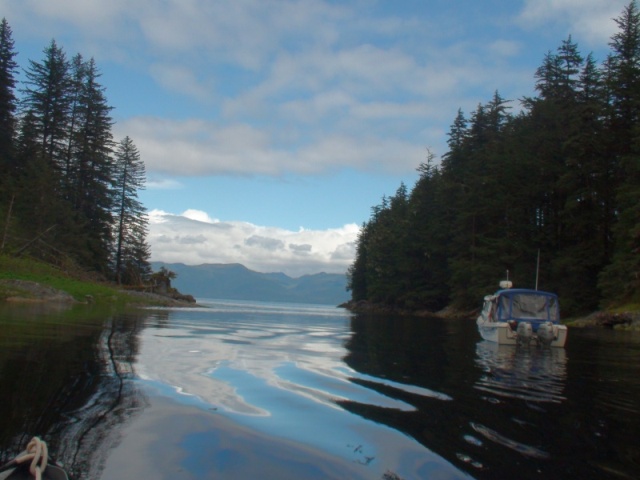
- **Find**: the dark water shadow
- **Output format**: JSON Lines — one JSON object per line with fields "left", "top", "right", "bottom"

{"left": 340, "top": 313, "right": 640, "bottom": 480}
{"left": 0, "top": 305, "right": 151, "bottom": 480}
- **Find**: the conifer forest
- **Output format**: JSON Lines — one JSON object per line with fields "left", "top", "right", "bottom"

{"left": 348, "top": 2, "right": 640, "bottom": 316}
{"left": 0, "top": 19, "right": 151, "bottom": 285}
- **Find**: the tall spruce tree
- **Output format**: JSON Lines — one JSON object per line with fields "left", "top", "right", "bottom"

{"left": 112, "top": 136, "right": 150, "bottom": 285}
{"left": 0, "top": 18, "right": 18, "bottom": 251}
{"left": 599, "top": 0, "right": 640, "bottom": 302}
{"left": 552, "top": 52, "right": 610, "bottom": 311}
{"left": 0, "top": 18, "right": 18, "bottom": 182}
{"left": 13, "top": 40, "right": 79, "bottom": 259}
{"left": 21, "top": 40, "right": 72, "bottom": 176}
{"left": 346, "top": 222, "right": 369, "bottom": 302}
{"left": 445, "top": 94, "right": 516, "bottom": 308}
{"left": 71, "top": 56, "right": 115, "bottom": 272}
{"left": 63, "top": 53, "right": 87, "bottom": 190}
{"left": 406, "top": 152, "right": 450, "bottom": 310}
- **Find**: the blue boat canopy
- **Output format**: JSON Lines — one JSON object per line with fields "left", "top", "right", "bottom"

{"left": 494, "top": 288, "right": 560, "bottom": 324}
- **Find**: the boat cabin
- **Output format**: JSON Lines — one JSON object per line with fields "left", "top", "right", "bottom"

{"left": 485, "top": 288, "right": 560, "bottom": 330}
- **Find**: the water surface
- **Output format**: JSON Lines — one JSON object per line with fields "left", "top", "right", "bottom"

{"left": 0, "top": 300, "right": 638, "bottom": 479}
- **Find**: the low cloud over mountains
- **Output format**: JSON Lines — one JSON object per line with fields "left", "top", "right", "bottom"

{"left": 148, "top": 209, "right": 358, "bottom": 277}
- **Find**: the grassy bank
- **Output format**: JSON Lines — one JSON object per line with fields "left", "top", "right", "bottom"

{"left": 0, "top": 255, "right": 161, "bottom": 307}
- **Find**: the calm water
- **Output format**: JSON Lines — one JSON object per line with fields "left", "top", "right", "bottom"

{"left": 0, "top": 300, "right": 639, "bottom": 479}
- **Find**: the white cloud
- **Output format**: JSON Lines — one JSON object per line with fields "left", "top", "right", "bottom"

{"left": 115, "top": 116, "right": 426, "bottom": 176}
{"left": 7, "top": 0, "right": 551, "bottom": 171}
{"left": 146, "top": 178, "right": 182, "bottom": 190}
{"left": 518, "top": 0, "right": 629, "bottom": 45}
{"left": 487, "top": 40, "right": 522, "bottom": 58}
{"left": 0, "top": 0, "right": 135, "bottom": 54}
{"left": 182, "top": 209, "right": 218, "bottom": 223}
{"left": 134, "top": 0, "right": 350, "bottom": 69}
{"left": 147, "top": 209, "right": 359, "bottom": 276}
{"left": 1, "top": 0, "right": 126, "bottom": 29}
{"left": 149, "top": 63, "right": 214, "bottom": 101}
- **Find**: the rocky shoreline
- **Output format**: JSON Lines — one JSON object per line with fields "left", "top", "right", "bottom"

{"left": 0, "top": 279, "right": 199, "bottom": 308}
{"left": 121, "top": 289, "right": 199, "bottom": 307}
{"left": 4, "top": 280, "right": 639, "bottom": 330}
{"left": 340, "top": 299, "right": 640, "bottom": 330}
{"left": 566, "top": 311, "right": 640, "bottom": 330}
{"left": 1, "top": 279, "right": 77, "bottom": 303}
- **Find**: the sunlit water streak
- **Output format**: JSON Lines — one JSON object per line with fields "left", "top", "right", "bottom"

{"left": 134, "top": 300, "right": 465, "bottom": 479}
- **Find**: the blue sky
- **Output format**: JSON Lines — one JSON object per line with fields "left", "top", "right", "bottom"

{"left": 1, "top": 0, "right": 629, "bottom": 275}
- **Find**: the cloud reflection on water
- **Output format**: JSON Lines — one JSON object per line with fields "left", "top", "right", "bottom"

{"left": 137, "top": 302, "right": 441, "bottom": 415}
{"left": 133, "top": 301, "right": 462, "bottom": 479}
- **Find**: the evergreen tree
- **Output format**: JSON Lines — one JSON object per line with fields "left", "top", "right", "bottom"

{"left": 345, "top": 1, "right": 640, "bottom": 314}
{"left": 607, "top": 0, "right": 640, "bottom": 152}
{"left": 446, "top": 94, "right": 516, "bottom": 308}
{"left": 0, "top": 18, "right": 18, "bottom": 182}
{"left": 12, "top": 109, "right": 72, "bottom": 253}
{"left": 63, "top": 53, "right": 87, "bottom": 188}
{"left": 21, "top": 40, "right": 72, "bottom": 177}
{"left": 17, "top": 42, "right": 118, "bottom": 271}
{"left": 0, "top": 18, "right": 19, "bottom": 250}
{"left": 71, "top": 56, "right": 115, "bottom": 272}
{"left": 346, "top": 222, "right": 369, "bottom": 302}
{"left": 112, "top": 136, "right": 150, "bottom": 285}
{"left": 406, "top": 152, "right": 450, "bottom": 309}
{"left": 550, "top": 52, "right": 611, "bottom": 311}
{"left": 556, "top": 36, "right": 584, "bottom": 100}
{"left": 0, "top": 27, "right": 153, "bottom": 278}
{"left": 599, "top": 0, "right": 640, "bottom": 301}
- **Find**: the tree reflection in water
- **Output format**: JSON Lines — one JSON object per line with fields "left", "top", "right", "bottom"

{"left": 0, "top": 307, "right": 150, "bottom": 480}
{"left": 339, "top": 313, "right": 639, "bottom": 480}
{"left": 340, "top": 314, "right": 486, "bottom": 477}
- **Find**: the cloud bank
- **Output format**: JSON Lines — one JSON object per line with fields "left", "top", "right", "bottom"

{"left": 6, "top": 0, "right": 626, "bottom": 182}
{"left": 148, "top": 209, "right": 359, "bottom": 277}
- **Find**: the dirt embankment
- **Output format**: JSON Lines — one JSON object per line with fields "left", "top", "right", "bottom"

{"left": 121, "top": 289, "right": 199, "bottom": 307}
{"left": 567, "top": 311, "right": 640, "bottom": 330}
{"left": 0, "top": 279, "right": 198, "bottom": 307}
{"left": 0, "top": 279, "right": 77, "bottom": 303}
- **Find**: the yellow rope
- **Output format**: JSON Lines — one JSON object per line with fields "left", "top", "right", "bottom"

{"left": 14, "top": 437, "right": 48, "bottom": 480}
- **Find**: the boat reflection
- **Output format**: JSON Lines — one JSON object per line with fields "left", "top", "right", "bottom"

{"left": 340, "top": 316, "right": 577, "bottom": 479}
{"left": 474, "top": 340, "right": 567, "bottom": 404}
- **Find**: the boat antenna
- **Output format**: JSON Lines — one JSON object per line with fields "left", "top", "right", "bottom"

{"left": 535, "top": 249, "right": 540, "bottom": 290}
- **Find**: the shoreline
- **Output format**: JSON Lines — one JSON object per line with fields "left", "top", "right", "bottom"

{"left": 0, "top": 278, "right": 200, "bottom": 308}
{"left": 340, "top": 299, "right": 640, "bottom": 331}
{"left": 4, "top": 278, "right": 640, "bottom": 330}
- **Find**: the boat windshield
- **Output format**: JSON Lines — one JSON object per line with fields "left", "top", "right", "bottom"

{"left": 497, "top": 291, "right": 559, "bottom": 322}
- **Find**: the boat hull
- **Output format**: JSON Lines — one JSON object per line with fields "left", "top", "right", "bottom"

{"left": 476, "top": 319, "right": 568, "bottom": 347}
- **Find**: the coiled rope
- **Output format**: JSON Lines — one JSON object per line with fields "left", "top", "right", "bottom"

{"left": 14, "top": 437, "right": 48, "bottom": 480}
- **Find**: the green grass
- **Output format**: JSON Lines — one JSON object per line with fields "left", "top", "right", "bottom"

{"left": 0, "top": 255, "right": 150, "bottom": 306}
{"left": 610, "top": 302, "right": 640, "bottom": 314}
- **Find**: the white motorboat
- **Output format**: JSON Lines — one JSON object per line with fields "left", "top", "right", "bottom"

{"left": 476, "top": 281, "right": 568, "bottom": 347}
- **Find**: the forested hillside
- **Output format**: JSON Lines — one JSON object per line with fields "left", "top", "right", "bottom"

{"left": 348, "top": 2, "right": 640, "bottom": 316}
{"left": 0, "top": 20, "right": 151, "bottom": 285}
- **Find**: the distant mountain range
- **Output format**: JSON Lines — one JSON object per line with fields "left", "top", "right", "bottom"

{"left": 151, "top": 262, "right": 349, "bottom": 305}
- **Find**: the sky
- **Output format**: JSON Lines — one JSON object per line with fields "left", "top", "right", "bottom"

{"left": 0, "top": 0, "right": 630, "bottom": 276}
